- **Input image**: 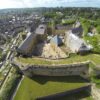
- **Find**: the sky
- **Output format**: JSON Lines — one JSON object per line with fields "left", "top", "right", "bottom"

{"left": 0, "top": 0, "right": 100, "bottom": 9}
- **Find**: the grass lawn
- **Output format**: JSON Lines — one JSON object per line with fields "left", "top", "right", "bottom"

{"left": 0, "top": 72, "right": 4, "bottom": 81}
{"left": 57, "top": 90, "right": 93, "bottom": 100}
{"left": 92, "top": 76, "right": 100, "bottom": 88}
{"left": 84, "top": 34, "right": 100, "bottom": 53}
{"left": 14, "top": 76, "right": 89, "bottom": 100}
{"left": 16, "top": 54, "right": 100, "bottom": 66}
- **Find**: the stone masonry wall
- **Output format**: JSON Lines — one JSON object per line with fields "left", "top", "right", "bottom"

{"left": 20, "top": 62, "right": 90, "bottom": 78}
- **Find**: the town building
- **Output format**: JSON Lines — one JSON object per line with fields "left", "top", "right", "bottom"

{"left": 65, "top": 30, "right": 91, "bottom": 54}
{"left": 71, "top": 25, "right": 83, "bottom": 37}
{"left": 17, "top": 24, "right": 47, "bottom": 56}
{"left": 50, "top": 35, "right": 63, "bottom": 47}
{"left": 17, "top": 33, "right": 37, "bottom": 56}
{"left": 35, "top": 24, "right": 47, "bottom": 42}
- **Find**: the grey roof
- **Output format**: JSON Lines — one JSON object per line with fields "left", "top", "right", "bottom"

{"left": 72, "top": 26, "right": 83, "bottom": 37}
{"left": 55, "top": 25, "right": 67, "bottom": 30}
{"left": 55, "top": 24, "right": 72, "bottom": 30}
{"left": 17, "top": 24, "right": 47, "bottom": 55}
{"left": 79, "top": 43, "right": 90, "bottom": 51}
{"left": 17, "top": 32, "right": 36, "bottom": 55}
{"left": 69, "top": 32, "right": 84, "bottom": 47}
{"left": 51, "top": 35, "right": 62, "bottom": 46}
{"left": 66, "top": 31, "right": 90, "bottom": 53}
{"left": 35, "top": 24, "right": 46, "bottom": 35}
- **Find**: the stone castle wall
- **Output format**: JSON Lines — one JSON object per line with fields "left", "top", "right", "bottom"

{"left": 12, "top": 60, "right": 100, "bottom": 100}
{"left": 19, "top": 62, "right": 90, "bottom": 78}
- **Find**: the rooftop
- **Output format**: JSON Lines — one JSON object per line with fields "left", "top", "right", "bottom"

{"left": 17, "top": 32, "right": 36, "bottom": 54}
{"left": 14, "top": 76, "right": 88, "bottom": 100}
{"left": 50, "top": 35, "right": 63, "bottom": 46}
{"left": 35, "top": 24, "right": 47, "bottom": 35}
{"left": 72, "top": 26, "right": 83, "bottom": 37}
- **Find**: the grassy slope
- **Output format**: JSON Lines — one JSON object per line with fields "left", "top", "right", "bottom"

{"left": 57, "top": 90, "right": 93, "bottom": 100}
{"left": 16, "top": 54, "right": 100, "bottom": 66}
{"left": 0, "top": 67, "right": 21, "bottom": 100}
{"left": 92, "top": 76, "right": 100, "bottom": 88}
{"left": 14, "top": 76, "right": 88, "bottom": 100}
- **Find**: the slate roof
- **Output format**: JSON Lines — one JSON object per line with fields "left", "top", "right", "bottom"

{"left": 68, "top": 32, "right": 84, "bottom": 48}
{"left": 51, "top": 35, "right": 62, "bottom": 46}
{"left": 55, "top": 24, "right": 72, "bottom": 30}
{"left": 55, "top": 25, "right": 67, "bottom": 30}
{"left": 72, "top": 26, "right": 83, "bottom": 37}
{"left": 17, "top": 32, "right": 36, "bottom": 55}
{"left": 79, "top": 43, "right": 90, "bottom": 51}
{"left": 66, "top": 31, "right": 90, "bottom": 53}
{"left": 17, "top": 24, "right": 47, "bottom": 55}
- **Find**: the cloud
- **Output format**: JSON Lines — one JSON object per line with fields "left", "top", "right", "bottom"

{"left": 0, "top": 0, "right": 100, "bottom": 9}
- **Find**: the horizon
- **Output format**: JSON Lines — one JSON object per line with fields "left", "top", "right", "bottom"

{"left": 0, "top": 6, "right": 100, "bottom": 10}
{"left": 0, "top": 0, "right": 100, "bottom": 9}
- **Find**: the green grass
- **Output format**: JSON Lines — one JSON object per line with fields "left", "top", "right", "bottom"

{"left": 14, "top": 76, "right": 88, "bottom": 100}
{"left": 62, "top": 19, "right": 76, "bottom": 25}
{"left": 91, "top": 76, "right": 100, "bottom": 88}
{"left": 57, "top": 90, "right": 93, "bottom": 100}
{"left": 84, "top": 35, "right": 100, "bottom": 53}
{"left": 16, "top": 54, "right": 100, "bottom": 66}
{"left": 0, "top": 72, "right": 4, "bottom": 80}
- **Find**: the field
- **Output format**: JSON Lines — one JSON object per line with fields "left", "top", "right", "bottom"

{"left": 16, "top": 54, "right": 100, "bottom": 66}
{"left": 14, "top": 76, "right": 90, "bottom": 100}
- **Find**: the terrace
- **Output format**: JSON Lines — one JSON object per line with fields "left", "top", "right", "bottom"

{"left": 15, "top": 54, "right": 100, "bottom": 67}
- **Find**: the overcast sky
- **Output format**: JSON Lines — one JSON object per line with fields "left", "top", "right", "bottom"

{"left": 0, "top": 0, "right": 100, "bottom": 9}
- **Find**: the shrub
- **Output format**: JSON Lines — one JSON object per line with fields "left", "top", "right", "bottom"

{"left": 0, "top": 68, "right": 22, "bottom": 100}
